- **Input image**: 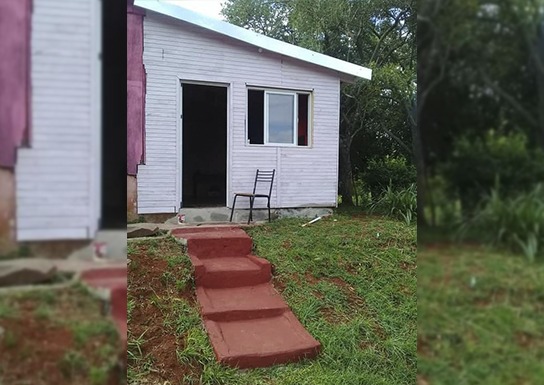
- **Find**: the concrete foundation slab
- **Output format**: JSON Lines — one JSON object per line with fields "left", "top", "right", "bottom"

{"left": 164, "top": 207, "right": 334, "bottom": 225}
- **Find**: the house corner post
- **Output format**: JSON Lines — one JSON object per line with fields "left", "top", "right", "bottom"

{"left": 127, "top": 175, "right": 138, "bottom": 222}
{"left": 0, "top": 168, "right": 17, "bottom": 255}
{"left": 0, "top": 0, "right": 32, "bottom": 254}
{"left": 127, "top": 0, "right": 145, "bottom": 222}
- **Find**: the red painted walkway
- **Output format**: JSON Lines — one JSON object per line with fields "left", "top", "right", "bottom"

{"left": 172, "top": 226, "right": 320, "bottom": 369}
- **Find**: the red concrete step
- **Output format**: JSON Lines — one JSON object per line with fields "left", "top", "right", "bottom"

{"left": 196, "top": 255, "right": 271, "bottom": 288}
{"left": 197, "top": 284, "right": 288, "bottom": 320}
{"left": 171, "top": 226, "right": 242, "bottom": 237}
{"left": 182, "top": 226, "right": 321, "bottom": 368}
{"left": 111, "top": 285, "right": 127, "bottom": 344}
{"left": 204, "top": 310, "right": 321, "bottom": 369}
{"left": 80, "top": 267, "right": 127, "bottom": 293}
{"left": 172, "top": 228, "right": 253, "bottom": 258}
{"left": 187, "top": 235, "right": 252, "bottom": 259}
{"left": 80, "top": 266, "right": 127, "bottom": 283}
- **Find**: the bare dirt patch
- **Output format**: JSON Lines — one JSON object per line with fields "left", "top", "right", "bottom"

{"left": 417, "top": 336, "right": 432, "bottom": 357}
{"left": 0, "top": 287, "right": 123, "bottom": 385}
{"left": 128, "top": 241, "right": 199, "bottom": 382}
{"left": 400, "top": 261, "right": 416, "bottom": 271}
{"left": 281, "top": 240, "right": 292, "bottom": 250}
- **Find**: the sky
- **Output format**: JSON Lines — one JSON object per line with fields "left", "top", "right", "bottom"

{"left": 162, "top": 0, "right": 225, "bottom": 20}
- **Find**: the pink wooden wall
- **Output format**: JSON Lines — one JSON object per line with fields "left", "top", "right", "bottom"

{"left": 127, "top": 0, "right": 146, "bottom": 176}
{"left": 0, "top": 0, "right": 31, "bottom": 168}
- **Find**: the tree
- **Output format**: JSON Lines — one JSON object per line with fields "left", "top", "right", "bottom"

{"left": 419, "top": 0, "right": 544, "bottom": 222}
{"left": 222, "top": 0, "right": 416, "bottom": 206}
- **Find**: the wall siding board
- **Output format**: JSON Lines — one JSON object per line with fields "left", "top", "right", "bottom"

{"left": 139, "top": 14, "right": 340, "bottom": 213}
{"left": 15, "top": 0, "right": 99, "bottom": 241}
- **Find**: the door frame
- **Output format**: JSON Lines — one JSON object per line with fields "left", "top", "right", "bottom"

{"left": 176, "top": 78, "right": 231, "bottom": 210}
{"left": 89, "top": 0, "right": 102, "bottom": 237}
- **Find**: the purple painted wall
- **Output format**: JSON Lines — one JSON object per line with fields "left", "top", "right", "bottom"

{"left": 0, "top": 0, "right": 31, "bottom": 168}
{"left": 127, "top": 0, "right": 146, "bottom": 176}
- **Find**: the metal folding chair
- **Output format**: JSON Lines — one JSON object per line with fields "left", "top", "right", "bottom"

{"left": 229, "top": 169, "right": 275, "bottom": 224}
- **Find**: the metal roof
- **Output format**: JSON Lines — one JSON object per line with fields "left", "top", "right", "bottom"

{"left": 134, "top": 0, "right": 372, "bottom": 81}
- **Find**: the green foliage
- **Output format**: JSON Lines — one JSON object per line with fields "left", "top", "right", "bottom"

{"left": 370, "top": 183, "right": 417, "bottom": 224}
{"left": 362, "top": 155, "right": 416, "bottom": 198}
{"left": 419, "top": 245, "right": 544, "bottom": 384}
{"left": 423, "top": 174, "right": 463, "bottom": 228}
{"left": 89, "top": 366, "right": 110, "bottom": 385}
{"left": 165, "top": 299, "right": 201, "bottom": 336}
{"left": 71, "top": 321, "right": 119, "bottom": 348}
{"left": 129, "top": 215, "right": 416, "bottom": 384}
{"left": 128, "top": 329, "right": 148, "bottom": 361}
{"left": 442, "top": 130, "right": 544, "bottom": 214}
{"left": 34, "top": 304, "right": 52, "bottom": 320}
{"left": 0, "top": 301, "right": 17, "bottom": 319}
{"left": 59, "top": 350, "right": 87, "bottom": 378}
{"left": 2, "top": 330, "right": 18, "bottom": 349}
{"left": 222, "top": 0, "right": 416, "bottom": 204}
{"left": 221, "top": 0, "right": 296, "bottom": 43}
{"left": 459, "top": 183, "right": 544, "bottom": 262}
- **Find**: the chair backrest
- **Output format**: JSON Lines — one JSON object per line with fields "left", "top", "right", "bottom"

{"left": 252, "top": 169, "right": 275, "bottom": 196}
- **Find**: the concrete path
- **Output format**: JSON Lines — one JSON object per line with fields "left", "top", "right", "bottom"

{"left": 172, "top": 226, "right": 320, "bottom": 369}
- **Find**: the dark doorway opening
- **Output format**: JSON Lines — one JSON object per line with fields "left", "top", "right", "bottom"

{"left": 182, "top": 83, "right": 227, "bottom": 207}
{"left": 100, "top": 0, "right": 126, "bottom": 229}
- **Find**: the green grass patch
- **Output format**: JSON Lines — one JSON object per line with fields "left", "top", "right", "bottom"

{"left": 71, "top": 320, "right": 119, "bottom": 348}
{"left": 0, "top": 285, "right": 123, "bottom": 384}
{"left": 418, "top": 244, "right": 544, "bottom": 384}
{"left": 0, "top": 301, "right": 17, "bottom": 319}
{"left": 128, "top": 212, "right": 416, "bottom": 384}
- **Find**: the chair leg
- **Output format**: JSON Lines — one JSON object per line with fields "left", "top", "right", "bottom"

{"left": 248, "top": 196, "right": 254, "bottom": 225}
{"left": 267, "top": 198, "right": 271, "bottom": 222}
{"left": 229, "top": 195, "right": 237, "bottom": 222}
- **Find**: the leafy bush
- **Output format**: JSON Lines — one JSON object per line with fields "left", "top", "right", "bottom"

{"left": 459, "top": 183, "right": 544, "bottom": 262}
{"left": 370, "top": 183, "right": 417, "bottom": 224}
{"left": 442, "top": 130, "right": 544, "bottom": 216}
{"left": 362, "top": 156, "right": 416, "bottom": 199}
{"left": 424, "top": 174, "right": 463, "bottom": 227}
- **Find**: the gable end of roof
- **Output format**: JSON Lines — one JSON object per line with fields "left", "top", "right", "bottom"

{"left": 134, "top": 0, "right": 372, "bottom": 81}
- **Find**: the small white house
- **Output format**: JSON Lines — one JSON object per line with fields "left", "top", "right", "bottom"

{"left": 129, "top": 0, "right": 371, "bottom": 216}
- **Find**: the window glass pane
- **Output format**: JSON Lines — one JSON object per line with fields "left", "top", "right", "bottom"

{"left": 268, "top": 93, "right": 294, "bottom": 144}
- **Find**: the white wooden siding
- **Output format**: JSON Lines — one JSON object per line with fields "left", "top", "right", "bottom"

{"left": 15, "top": 0, "right": 101, "bottom": 241}
{"left": 139, "top": 14, "right": 340, "bottom": 212}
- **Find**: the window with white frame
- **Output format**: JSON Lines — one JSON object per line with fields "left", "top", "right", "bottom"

{"left": 247, "top": 88, "right": 310, "bottom": 146}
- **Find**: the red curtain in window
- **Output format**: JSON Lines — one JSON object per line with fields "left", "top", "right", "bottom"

{"left": 127, "top": 0, "right": 146, "bottom": 176}
{"left": 0, "top": 0, "right": 31, "bottom": 168}
{"left": 298, "top": 94, "right": 308, "bottom": 146}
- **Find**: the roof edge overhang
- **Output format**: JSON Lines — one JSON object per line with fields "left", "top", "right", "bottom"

{"left": 134, "top": 0, "right": 372, "bottom": 81}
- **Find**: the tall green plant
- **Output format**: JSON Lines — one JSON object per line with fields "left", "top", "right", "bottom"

{"left": 459, "top": 183, "right": 544, "bottom": 262}
{"left": 443, "top": 130, "right": 544, "bottom": 217}
{"left": 363, "top": 155, "right": 416, "bottom": 199}
{"left": 370, "top": 183, "right": 417, "bottom": 224}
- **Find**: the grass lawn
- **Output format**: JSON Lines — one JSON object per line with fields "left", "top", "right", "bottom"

{"left": 0, "top": 284, "right": 124, "bottom": 385}
{"left": 418, "top": 243, "right": 544, "bottom": 384}
{"left": 127, "top": 212, "right": 416, "bottom": 384}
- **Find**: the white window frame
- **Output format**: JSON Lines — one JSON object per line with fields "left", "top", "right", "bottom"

{"left": 246, "top": 86, "right": 312, "bottom": 148}
{"left": 264, "top": 90, "right": 297, "bottom": 146}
